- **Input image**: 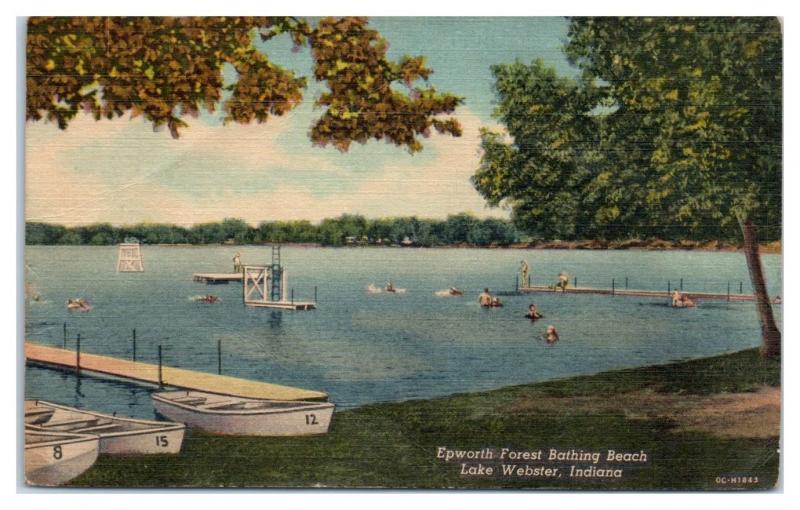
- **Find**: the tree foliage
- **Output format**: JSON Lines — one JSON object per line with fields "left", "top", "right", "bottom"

{"left": 25, "top": 214, "right": 519, "bottom": 247}
{"left": 474, "top": 60, "right": 604, "bottom": 239}
{"left": 473, "top": 17, "right": 782, "bottom": 358}
{"left": 474, "top": 17, "right": 781, "bottom": 242}
{"left": 27, "top": 16, "right": 462, "bottom": 151}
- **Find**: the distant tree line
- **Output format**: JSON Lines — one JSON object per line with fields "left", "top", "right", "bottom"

{"left": 25, "top": 214, "right": 521, "bottom": 247}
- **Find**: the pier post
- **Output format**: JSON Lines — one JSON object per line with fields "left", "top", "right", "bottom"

{"left": 217, "top": 339, "right": 222, "bottom": 375}
{"left": 314, "top": 286, "right": 318, "bottom": 303}
{"left": 291, "top": 288, "right": 294, "bottom": 305}
{"left": 515, "top": 275, "right": 519, "bottom": 292}
{"left": 281, "top": 269, "right": 288, "bottom": 302}
{"left": 132, "top": 328, "right": 137, "bottom": 362}
{"left": 63, "top": 322, "right": 67, "bottom": 348}
{"left": 680, "top": 278, "right": 683, "bottom": 291}
{"left": 625, "top": 276, "right": 628, "bottom": 289}
{"left": 75, "top": 333, "right": 81, "bottom": 375}
{"left": 242, "top": 268, "right": 248, "bottom": 305}
{"left": 739, "top": 281, "right": 743, "bottom": 294}
{"left": 612, "top": 278, "right": 615, "bottom": 296}
{"left": 727, "top": 282, "right": 731, "bottom": 302}
{"left": 574, "top": 277, "right": 577, "bottom": 288}
{"left": 158, "top": 345, "right": 163, "bottom": 387}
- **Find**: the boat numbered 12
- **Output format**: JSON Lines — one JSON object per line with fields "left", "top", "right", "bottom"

{"left": 152, "top": 390, "right": 335, "bottom": 436}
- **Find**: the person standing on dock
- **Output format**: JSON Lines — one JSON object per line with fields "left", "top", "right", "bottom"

{"left": 519, "top": 260, "right": 530, "bottom": 288}
{"left": 233, "top": 252, "right": 242, "bottom": 273}
{"left": 557, "top": 272, "right": 569, "bottom": 292}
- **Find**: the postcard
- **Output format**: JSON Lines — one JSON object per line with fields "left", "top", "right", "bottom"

{"left": 23, "top": 16, "right": 782, "bottom": 489}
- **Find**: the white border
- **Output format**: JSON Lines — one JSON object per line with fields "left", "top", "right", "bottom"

{"left": 4, "top": 1, "right": 796, "bottom": 508}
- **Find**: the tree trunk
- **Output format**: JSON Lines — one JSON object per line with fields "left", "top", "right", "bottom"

{"left": 740, "top": 219, "right": 781, "bottom": 358}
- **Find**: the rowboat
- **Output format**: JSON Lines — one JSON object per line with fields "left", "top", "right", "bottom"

{"left": 25, "top": 400, "right": 185, "bottom": 454}
{"left": 24, "top": 429, "right": 99, "bottom": 486}
{"left": 151, "top": 390, "right": 335, "bottom": 436}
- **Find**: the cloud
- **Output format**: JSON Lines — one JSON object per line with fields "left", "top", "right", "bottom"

{"left": 325, "top": 110, "right": 508, "bottom": 219}
{"left": 25, "top": 107, "right": 509, "bottom": 226}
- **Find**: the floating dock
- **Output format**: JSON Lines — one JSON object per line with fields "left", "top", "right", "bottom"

{"left": 192, "top": 272, "right": 243, "bottom": 284}
{"left": 244, "top": 300, "right": 317, "bottom": 311}
{"left": 518, "top": 285, "right": 756, "bottom": 302}
{"left": 25, "top": 342, "right": 328, "bottom": 402}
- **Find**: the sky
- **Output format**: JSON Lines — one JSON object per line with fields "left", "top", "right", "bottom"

{"left": 25, "top": 17, "right": 573, "bottom": 227}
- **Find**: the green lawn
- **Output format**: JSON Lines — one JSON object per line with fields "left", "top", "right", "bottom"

{"left": 71, "top": 348, "right": 781, "bottom": 489}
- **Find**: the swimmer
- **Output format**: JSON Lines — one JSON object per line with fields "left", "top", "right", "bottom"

{"left": 543, "top": 325, "right": 560, "bottom": 344}
{"left": 525, "top": 303, "right": 542, "bottom": 320}
{"left": 672, "top": 291, "right": 696, "bottom": 308}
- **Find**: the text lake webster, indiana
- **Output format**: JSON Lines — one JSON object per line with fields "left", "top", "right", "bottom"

{"left": 436, "top": 447, "right": 649, "bottom": 480}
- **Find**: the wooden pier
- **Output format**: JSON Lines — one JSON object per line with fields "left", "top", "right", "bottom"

{"left": 192, "top": 272, "right": 243, "bottom": 284}
{"left": 25, "top": 342, "right": 328, "bottom": 401}
{"left": 518, "top": 285, "right": 756, "bottom": 302}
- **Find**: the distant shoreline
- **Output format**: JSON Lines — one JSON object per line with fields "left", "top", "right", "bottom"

{"left": 26, "top": 218, "right": 780, "bottom": 252}
{"left": 510, "top": 239, "right": 781, "bottom": 254}
{"left": 26, "top": 239, "right": 782, "bottom": 253}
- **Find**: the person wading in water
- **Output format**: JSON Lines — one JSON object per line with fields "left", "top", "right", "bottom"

{"left": 543, "top": 325, "right": 560, "bottom": 344}
{"left": 479, "top": 288, "right": 493, "bottom": 307}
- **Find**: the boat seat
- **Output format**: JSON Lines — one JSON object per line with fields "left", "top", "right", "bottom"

{"left": 40, "top": 417, "right": 99, "bottom": 428}
{"left": 73, "top": 423, "right": 122, "bottom": 433}
{"left": 199, "top": 400, "right": 241, "bottom": 410}
{"left": 173, "top": 398, "right": 208, "bottom": 406}
{"left": 25, "top": 408, "right": 53, "bottom": 416}
{"left": 171, "top": 396, "right": 208, "bottom": 404}
{"left": 25, "top": 410, "right": 55, "bottom": 425}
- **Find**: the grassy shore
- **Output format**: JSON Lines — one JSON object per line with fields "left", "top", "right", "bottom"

{"left": 71, "top": 348, "right": 780, "bottom": 490}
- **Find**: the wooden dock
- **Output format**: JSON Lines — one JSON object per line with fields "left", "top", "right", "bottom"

{"left": 246, "top": 300, "right": 317, "bottom": 311}
{"left": 25, "top": 342, "right": 328, "bottom": 401}
{"left": 518, "top": 285, "right": 756, "bottom": 302}
{"left": 193, "top": 272, "right": 243, "bottom": 284}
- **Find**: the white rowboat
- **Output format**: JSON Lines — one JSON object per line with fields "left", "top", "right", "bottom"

{"left": 152, "top": 390, "right": 335, "bottom": 436}
{"left": 24, "top": 430, "right": 99, "bottom": 486}
{"left": 25, "top": 400, "right": 185, "bottom": 455}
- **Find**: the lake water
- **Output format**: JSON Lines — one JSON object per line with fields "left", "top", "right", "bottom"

{"left": 24, "top": 246, "right": 782, "bottom": 418}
